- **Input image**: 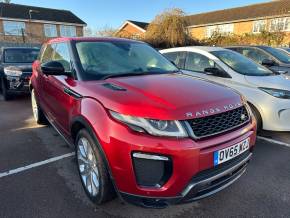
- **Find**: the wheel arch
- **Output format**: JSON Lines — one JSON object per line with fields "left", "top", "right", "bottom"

{"left": 70, "top": 115, "right": 122, "bottom": 200}
{"left": 247, "top": 101, "right": 263, "bottom": 130}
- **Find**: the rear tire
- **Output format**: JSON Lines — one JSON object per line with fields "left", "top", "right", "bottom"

{"left": 248, "top": 103, "right": 262, "bottom": 131}
{"left": 76, "top": 129, "right": 115, "bottom": 204}
{"left": 31, "top": 89, "right": 48, "bottom": 125}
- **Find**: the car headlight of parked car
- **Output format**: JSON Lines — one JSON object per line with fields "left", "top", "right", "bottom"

{"left": 259, "top": 87, "right": 290, "bottom": 99}
{"left": 4, "top": 68, "right": 23, "bottom": 77}
{"left": 110, "top": 111, "right": 188, "bottom": 137}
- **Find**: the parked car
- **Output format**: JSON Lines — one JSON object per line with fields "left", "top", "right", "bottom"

{"left": 161, "top": 46, "right": 290, "bottom": 131}
{"left": 30, "top": 38, "right": 256, "bottom": 208}
{"left": 226, "top": 46, "right": 290, "bottom": 74}
{"left": 0, "top": 47, "right": 39, "bottom": 100}
{"left": 276, "top": 47, "right": 290, "bottom": 55}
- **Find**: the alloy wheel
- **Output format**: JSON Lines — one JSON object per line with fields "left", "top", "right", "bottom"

{"left": 77, "top": 137, "right": 100, "bottom": 197}
{"left": 31, "top": 90, "right": 39, "bottom": 121}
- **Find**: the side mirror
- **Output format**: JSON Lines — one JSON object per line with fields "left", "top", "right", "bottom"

{"left": 204, "top": 67, "right": 223, "bottom": 76}
{"left": 262, "top": 59, "right": 276, "bottom": 67}
{"left": 41, "top": 61, "right": 69, "bottom": 76}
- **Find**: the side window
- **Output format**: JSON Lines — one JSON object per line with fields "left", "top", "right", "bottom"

{"left": 185, "top": 52, "right": 215, "bottom": 73}
{"left": 41, "top": 44, "right": 55, "bottom": 63}
{"left": 241, "top": 48, "right": 272, "bottom": 64}
{"left": 53, "top": 43, "right": 71, "bottom": 72}
{"left": 163, "top": 52, "right": 186, "bottom": 68}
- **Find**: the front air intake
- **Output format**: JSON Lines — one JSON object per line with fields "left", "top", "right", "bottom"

{"left": 132, "top": 153, "right": 172, "bottom": 188}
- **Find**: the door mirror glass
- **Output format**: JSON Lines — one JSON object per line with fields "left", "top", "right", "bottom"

{"left": 204, "top": 67, "right": 225, "bottom": 76}
{"left": 41, "top": 61, "right": 68, "bottom": 76}
{"left": 262, "top": 59, "right": 276, "bottom": 66}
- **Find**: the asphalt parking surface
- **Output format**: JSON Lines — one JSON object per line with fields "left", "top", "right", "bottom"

{"left": 0, "top": 95, "right": 290, "bottom": 218}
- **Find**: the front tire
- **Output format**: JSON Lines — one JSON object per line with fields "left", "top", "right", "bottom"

{"left": 1, "top": 78, "right": 11, "bottom": 101}
{"left": 76, "top": 129, "right": 115, "bottom": 204}
{"left": 31, "top": 89, "right": 48, "bottom": 125}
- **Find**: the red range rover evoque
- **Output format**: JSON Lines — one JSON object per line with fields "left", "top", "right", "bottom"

{"left": 30, "top": 37, "right": 256, "bottom": 208}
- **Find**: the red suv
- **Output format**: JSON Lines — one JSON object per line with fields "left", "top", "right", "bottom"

{"left": 30, "top": 37, "right": 256, "bottom": 208}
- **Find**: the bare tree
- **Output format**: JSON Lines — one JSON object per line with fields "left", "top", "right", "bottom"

{"left": 84, "top": 27, "right": 93, "bottom": 37}
{"left": 96, "top": 25, "right": 117, "bottom": 37}
{"left": 145, "top": 8, "right": 195, "bottom": 48}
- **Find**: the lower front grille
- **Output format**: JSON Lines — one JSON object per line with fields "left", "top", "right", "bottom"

{"left": 186, "top": 106, "right": 250, "bottom": 139}
{"left": 180, "top": 152, "right": 252, "bottom": 203}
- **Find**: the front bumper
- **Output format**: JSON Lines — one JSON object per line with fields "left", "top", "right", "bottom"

{"left": 120, "top": 151, "right": 252, "bottom": 208}
{"left": 95, "top": 114, "right": 256, "bottom": 207}
{"left": 3, "top": 72, "right": 31, "bottom": 93}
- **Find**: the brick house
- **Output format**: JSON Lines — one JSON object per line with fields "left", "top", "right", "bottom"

{"left": 120, "top": 1, "right": 290, "bottom": 44}
{"left": 116, "top": 20, "right": 149, "bottom": 39}
{"left": 0, "top": 3, "right": 86, "bottom": 44}
{"left": 186, "top": 0, "right": 290, "bottom": 42}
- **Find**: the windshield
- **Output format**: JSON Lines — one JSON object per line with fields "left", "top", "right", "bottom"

{"left": 263, "top": 47, "right": 290, "bottom": 64}
{"left": 75, "top": 41, "right": 178, "bottom": 80}
{"left": 4, "top": 49, "right": 39, "bottom": 63}
{"left": 211, "top": 50, "right": 274, "bottom": 76}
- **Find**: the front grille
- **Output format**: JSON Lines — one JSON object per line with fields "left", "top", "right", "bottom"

{"left": 187, "top": 106, "right": 249, "bottom": 139}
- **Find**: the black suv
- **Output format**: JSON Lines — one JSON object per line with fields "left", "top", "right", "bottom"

{"left": 227, "top": 46, "right": 290, "bottom": 75}
{"left": 0, "top": 47, "right": 39, "bottom": 100}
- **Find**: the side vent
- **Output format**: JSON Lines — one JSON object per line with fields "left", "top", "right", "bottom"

{"left": 102, "top": 83, "right": 126, "bottom": 91}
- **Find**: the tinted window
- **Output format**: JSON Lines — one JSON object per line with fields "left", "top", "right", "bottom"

{"left": 4, "top": 49, "right": 39, "bottom": 63}
{"left": 212, "top": 50, "right": 273, "bottom": 76}
{"left": 75, "top": 41, "right": 177, "bottom": 80}
{"left": 262, "top": 47, "right": 290, "bottom": 64}
{"left": 53, "top": 43, "right": 71, "bottom": 72}
{"left": 185, "top": 52, "right": 215, "bottom": 72}
{"left": 240, "top": 48, "right": 273, "bottom": 64}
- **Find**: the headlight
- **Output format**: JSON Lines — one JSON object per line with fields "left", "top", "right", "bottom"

{"left": 4, "top": 68, "right": 22, "bottom": 77}
{"left": 110, "top": 111, "right": 188, "bottom": 137}
{"left": 259, "top": 87, "right": 290, "bottom": 99}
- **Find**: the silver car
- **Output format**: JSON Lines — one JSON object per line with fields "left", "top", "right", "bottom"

{"left": 161, "top": 46, "right": 290, "bottom": 131}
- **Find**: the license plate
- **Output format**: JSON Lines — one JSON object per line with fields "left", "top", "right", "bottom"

{"left": 214, "top": 138, "right": 250, "bottom": 166}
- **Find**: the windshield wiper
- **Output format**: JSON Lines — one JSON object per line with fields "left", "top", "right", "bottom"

{"left": 102, "top": 70, "right": 179, "bottom": 80}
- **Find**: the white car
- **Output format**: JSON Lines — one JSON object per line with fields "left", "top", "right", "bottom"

{"left": 277, "top": 47, "right": 290, "bottom": 55}
{"left": 161, "top": 46, "right": 290, "bottom": 131}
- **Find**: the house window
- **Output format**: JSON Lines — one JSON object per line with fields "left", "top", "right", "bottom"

{"left": 206, "top": 24, "right": 234, "bottom": 37}
{"left": 60, "top": 25, "right": 76, "bottom": 37}
{"left": 44, "top": 24, "right": 57, "bottom": 37}
{"left": 270, "top": 17, "right": 290, "bottom": 32}
{"left": 3, "top": 21, "right": 25, "bottom": 36}
{"left": 253, "top": 20, "right": 266, "bottom": 33}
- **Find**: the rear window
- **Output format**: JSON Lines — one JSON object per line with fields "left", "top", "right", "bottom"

{"left": 4, "top": 49, "right": 39, "bottom": 63}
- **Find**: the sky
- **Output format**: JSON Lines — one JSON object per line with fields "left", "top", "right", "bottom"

{"left": 10, "top": 0, "right": 268, "bottom": 30}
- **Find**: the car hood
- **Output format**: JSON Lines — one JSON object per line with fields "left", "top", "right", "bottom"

{"left": 3, "top": 63, "right": 33, "bottom": 72}
{"left": 245, "top": 74, "right": 290, "bottom": 90}
{"left": 77, "top": 74, "right": 243, "bottom": 120}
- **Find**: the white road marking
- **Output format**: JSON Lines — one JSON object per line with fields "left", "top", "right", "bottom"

{"left": 257, "top": 136, "right": 290, "bottom": 148}
{"left": 0, "top": 152, "right": 75, "bottom": 179}
{"left": 0, "top": 137, "right": 288, "bottom": 179}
